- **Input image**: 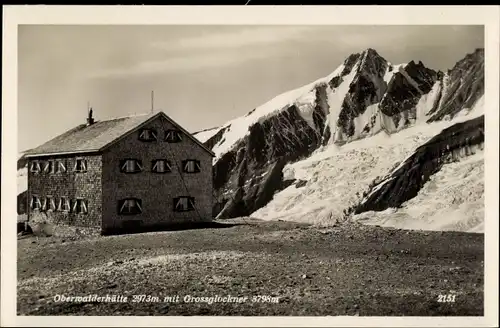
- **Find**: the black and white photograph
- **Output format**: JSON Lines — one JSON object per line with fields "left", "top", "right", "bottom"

{"left": 2, "top": 5, "right": 499, "bottom": 327}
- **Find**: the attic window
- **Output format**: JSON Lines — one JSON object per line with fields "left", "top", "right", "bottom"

{"left": 182, "top": 160, "right": 201, "bottom": 173}
{"left": 165, "top": 129, "right": 182, "bottom": 143}
{"left": 58, "top": 197, "right": 71, "bottom": 212}
{"left": 30, "top": 195, "right": 42, "bottom": 210}
{"left": 30, "top": 161, "right": 41, "bottom": 173}
{"left": 118, "top": 198, "right": 142, "bottom": 215}
{"left": 152, "top": 159, "right": 172, "bottom": 173}
{"left": 72, "top": 199, "right": 88, "bottom": 214}
{"left": 139, "top": 128, "right": 158, "bottom": 142}
{"left": 74, "top": 159, "right": 87, "bottom": 172}
{"left": 120, "top": 159, "right": 143, "bottom": 174}
{"left": 173, "top": 196, "right": 195, "bottom": 212}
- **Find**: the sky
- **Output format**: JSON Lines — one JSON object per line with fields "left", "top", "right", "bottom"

{"left": 18, "top": 25, "right": 484, "bottom": 152}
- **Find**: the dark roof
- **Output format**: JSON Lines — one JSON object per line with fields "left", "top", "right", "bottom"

{"left": 24, "top": 111, "right": 215, "bottom": 158}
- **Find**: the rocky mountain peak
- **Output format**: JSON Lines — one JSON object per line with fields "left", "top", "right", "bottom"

{"left": 459, "top": 48, "right": 484, "bottom": 64}
{"left": 427, "top": 47, "right": 484, "bottom": 122}
{"left": 362, "top": 47, "right": 385, "bottom": 60}
{"left": 337, "top": 48, "right": 387, "bottom": 78}
{"left": 446, "top": 48, "right": 484, "bottom": 75}
{"left": 338, "top": 53, "right": 362, "bottom": 77}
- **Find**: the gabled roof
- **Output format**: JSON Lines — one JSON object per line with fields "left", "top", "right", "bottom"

{"left": 23, "top": 111, "right": 215, "bottom": 158}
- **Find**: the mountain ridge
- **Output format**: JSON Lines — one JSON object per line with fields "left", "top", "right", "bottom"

{"left": 197, "top": 47, "right": 484, "bottom": 230}
{"left": 193, "top": 47, "right": 484, "bottom": 145}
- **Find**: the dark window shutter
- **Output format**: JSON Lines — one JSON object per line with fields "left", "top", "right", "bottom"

{"left": 188, "top": 197, "right": 195, "bottom": 210}
{"left": 135, "top": 199, "right": 143, "bottom": 213}
{"left": 117, "top": 199, "right": 125, "bottom": 214}
{"left": 173, "top": 197, "right": 179, "bottom": 211}
{"left": 119, "top": 160, "right": 127, "bottom": 172}
{"left": 136, "top": 160, "right": 143, "bottom": 172}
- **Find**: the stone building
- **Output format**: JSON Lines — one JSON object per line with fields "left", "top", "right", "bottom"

{"left": 23, "top": 110, "right": 214, "bottom": 235}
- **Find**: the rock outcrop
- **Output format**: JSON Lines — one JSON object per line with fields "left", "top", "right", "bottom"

{"left": 379, "top": 60, "right": 439, "bottom": 128}
{"left": 355, "top": 115, "right": 484, "bottom": 214}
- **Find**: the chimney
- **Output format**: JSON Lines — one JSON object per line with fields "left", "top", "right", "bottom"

{"left": 87, "top": 107, "right": 95, "bottom": 126}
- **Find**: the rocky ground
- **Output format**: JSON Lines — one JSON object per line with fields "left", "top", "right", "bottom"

{"left": 17, "top": 218, "right": 483, "bottom": 316}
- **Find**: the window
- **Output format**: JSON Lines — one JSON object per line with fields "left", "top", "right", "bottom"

{"left": 120, "top": 159, "right": 143, "bottom": 174}
{"left": 118, "top": 198, "right": 142, "bottom": 215}
{"left": 57, "top": 160, "right": 67, "bottom": 173}
{"left": 74, "top": 159, "right": 87, "bottom": 172}
{"left": 165, "top": 129, "right": 182, "bottom": 143}
{"left": 72, "top": 199, "right": 88, "bottom": 214}
{"left": 43, "top": 160, "right": 56, "bottom": 174}
{"left": 151, "top": 159, "right": 172, "bottom": 173}
{"left": 42, "top": 196, "right": 56, "bottom": 211}
{"left": 58, "top": 197, "right": 71, "bottom": 212}
{"left": 30, "top": 161, "right": 41, "bottom": 173}
{"left": 173, "top": 196, "right": 195, "bottom": 212}
{"left": 30, "top": 195, "right": 42, "bottom": 210}
{"left": 138, "top": 128, "right": 158, "bottom": 142}
{"left": 182, "top": 160, "right": 201, "bottom": 173}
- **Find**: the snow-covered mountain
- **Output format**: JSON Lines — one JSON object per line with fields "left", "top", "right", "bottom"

{"left": 193, "top": 47, "right": 485, "bottom": 232}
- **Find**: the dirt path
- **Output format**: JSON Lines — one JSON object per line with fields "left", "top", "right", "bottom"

{"left": 17, "top": 219, "right": 484, "bottom": 316}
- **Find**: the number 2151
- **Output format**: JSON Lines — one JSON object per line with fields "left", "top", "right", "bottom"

{"left": 437, "top": 294, "right": 456, "bottom": 303}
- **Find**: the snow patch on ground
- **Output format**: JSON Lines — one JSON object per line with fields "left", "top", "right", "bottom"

{"left": 352, "top": 151, "right": 484, "bottom": 233}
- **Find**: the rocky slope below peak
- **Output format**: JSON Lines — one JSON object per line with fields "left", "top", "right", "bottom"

{"left": 355, "top": 115, "right": 484, "bottom": 214}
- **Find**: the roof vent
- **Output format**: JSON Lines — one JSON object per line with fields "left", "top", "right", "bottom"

{"left": 87, "top": 108, "right": 95, "bottom": 126}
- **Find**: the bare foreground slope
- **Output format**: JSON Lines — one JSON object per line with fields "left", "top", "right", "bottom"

{"left": 18, "top": 219, "right": 483, "bottom": 316}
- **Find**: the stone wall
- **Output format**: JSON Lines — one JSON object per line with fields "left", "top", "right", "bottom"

{"left": 101, "top": 115, "right": 213, "bottom": 233}
{"left": 27, "top": 154, "right": 103, "bottom": 227}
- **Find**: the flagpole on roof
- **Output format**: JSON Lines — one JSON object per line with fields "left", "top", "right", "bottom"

{"left": 151, "top": 91, "right": 154, "bottom": 114}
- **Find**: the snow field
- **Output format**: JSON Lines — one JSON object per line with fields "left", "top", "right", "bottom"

{"left": 352, "top": 150, "right": 484, "bottom": 233}
{"left": 252, "top": 116, "right": 484, "bottom": 233}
